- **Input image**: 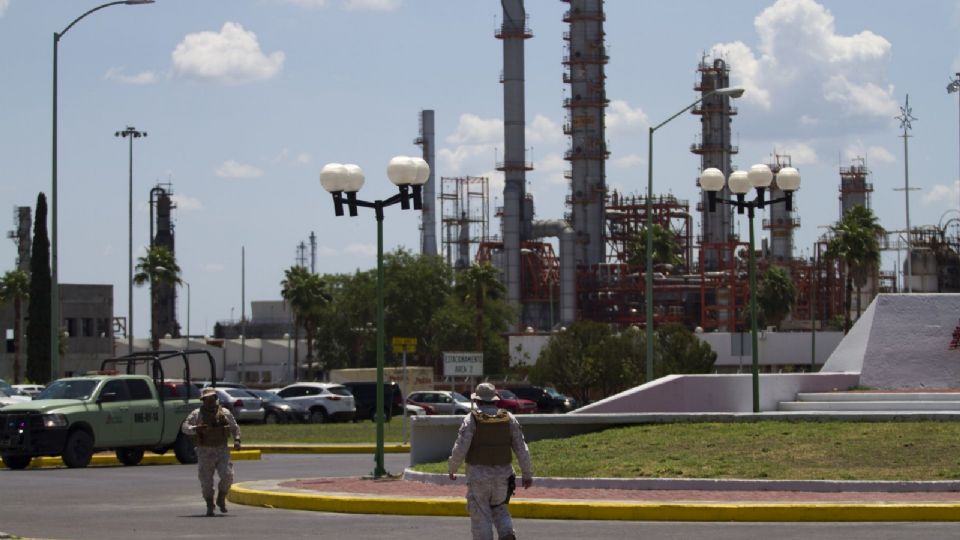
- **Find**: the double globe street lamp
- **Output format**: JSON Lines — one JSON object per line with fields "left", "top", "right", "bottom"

{"left": 699, "top": 163, "right": 800, "bottom": 413}
{"left": 320, "top": 156, "right": 429, "bottom": 479}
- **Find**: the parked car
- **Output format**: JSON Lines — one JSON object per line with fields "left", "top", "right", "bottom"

{"left": 544, "top": 386, "right": 578, "bottom": 411}
{"left": 0, "top": 389, "right": 22, "bottom": 408}
{"left": 0, "top": 379, "right": 31, "bottom": 402}
{"left": 406, "top": 391, "right": 472, "bottom": 415}
{"left": 12, "top": 384, "right": 45, "bottom": 398}
{"left": 246, "top": 388, "right": 309, "bottom": 423}
{"left": 406, "top": 398, "right": 437, "bottom": 415}
{"left": 275, "top": 382, "right": 356, "bottom": 423}
{"left": 212, "top": 387, "right": 265, "bottom": 423}
{"left": 405, "top": 403, "right": 427, "bottom": 416}
{"left": 504, "top": 384, "right": 577, "bottom": 413}
{"left": 196, "top": 381, "right": 248, "bottom": 390}
{"left": 494, "top": 388, "right": 537, "bottom": 414}
{"left": 341, "top": 381, "right": 404, "bottom": 421}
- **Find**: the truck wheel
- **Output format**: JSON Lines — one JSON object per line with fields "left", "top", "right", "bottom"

{"left": 62, "top": 430, "right": 94, "bottom": 468}
{"left": 116, "top": 448, "right": 145, "bottom": 466}
{"left": 309, "top": 408, "right": 328, "bottom": 423}
{"left": 173, "top": 432, "right": 197, "bottom": 464}
{"left": 1, "top": 455, "right": 32, "bottom": 470}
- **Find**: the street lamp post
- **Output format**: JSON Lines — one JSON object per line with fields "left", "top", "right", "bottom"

{"left": 320, "top": 156, "right": 429, "bottom": 479}
{"left": 183, "top": 279, "right": 190, "bottom": 348}
{"left": 283, "top": 332, "right": 292, "bottom": 383}
{"left": 115, "top": 126, "right": 147, "bottom": 355}
{"left": 700, "top": 164, "right": 801, "bottom": 413}
{"left": 645, "top": 86, "right": 744, "bottom": 382}
{"left": 52, "top": 0, "right": 154, "bottom": 379}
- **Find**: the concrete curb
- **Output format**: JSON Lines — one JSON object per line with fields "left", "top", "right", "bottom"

{"left": 228, "top": 479, "right": 960, "bottom": 522}
{"left": 246, "top": 444, "right": 409, "bottom": 454}
{"left": 403, "top": 469, "right": 960, "bottom": 493}
{"left": 26, "top": 450, "right": 261, "bottom": 469}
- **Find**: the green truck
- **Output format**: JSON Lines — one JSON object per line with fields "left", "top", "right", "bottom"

{"left": 0, "top": 350, "right": 216, "bottom": 470}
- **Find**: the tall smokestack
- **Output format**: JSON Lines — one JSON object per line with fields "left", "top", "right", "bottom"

{"left": 417, "top": 110, "right": 438, "bottom": 256}
{"left": 496, "top": 0, "right": 533, "bottom": 313}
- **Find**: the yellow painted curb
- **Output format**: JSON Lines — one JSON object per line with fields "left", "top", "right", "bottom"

{"left": 247, "top": 444, "right": 409, "bottom": 454}
{"left": 230, "top": 483, "right": 466, "bottom": 516}
{"left": 229, "top": 482, "right": 960, "bottom": 522}
{"left": 27, "top": 449, "right": 261, "bottom": 469}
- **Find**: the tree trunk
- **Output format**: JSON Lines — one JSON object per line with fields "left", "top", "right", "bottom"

{"left": 844, "top": 273, "right": 853, "bottom": 334}
{"left": 855, "top": 284, "right": 862, "bottom": 320}
{"left": 13, "top": 297, "right": 21, "bottom": 384}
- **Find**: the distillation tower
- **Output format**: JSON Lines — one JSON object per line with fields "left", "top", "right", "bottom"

{"left": 149, "top": 184, "right": 179, "bottom": 340}
{"left": 415, "top": 109, "right": 438, "bottom": 257}
{"left": 562, "top": 0, "right": 609, "bottom": 267}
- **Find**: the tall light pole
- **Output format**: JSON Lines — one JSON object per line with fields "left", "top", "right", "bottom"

{"left": 700, "top": 164, "right": 801, "bottom": 412}
{"left": 895, "top": 95, "right": 917, "bottom": 293}
{"left": 115, "top": 126, "right": 146, "bottom": 355}
{"left": 948, "top": 74, "right": 960, "bottom": 212}
{"left": 52, "top": 0, "right": 154, "bottom": 378}
{"left": 181, "top": 278, "right": 190, "bottom": 349}
{"left": 646, "top": 86, "right": 744, "bottom": 382}
{"left": 320, "top": 156, "right": 429, "bottom": 479}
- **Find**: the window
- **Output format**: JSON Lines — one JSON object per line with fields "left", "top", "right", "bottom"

{"left": 101, "top": 380, "right": 131, "bottom": 401}
{"left": 82, "top": 318, "right": 94, "bottom": 337}
{"left": 126, "top": 379, "right": 153, "bottom": 400}
{"left": 328, "top": 386, "right": 352, "bottom": 397}
{"left": 278, "top": 386, "right": 306, "bottom": 398}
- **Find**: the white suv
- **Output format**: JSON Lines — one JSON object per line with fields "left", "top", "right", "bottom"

{"left": 276, "top": 382, "right": 356, "bottom": 423}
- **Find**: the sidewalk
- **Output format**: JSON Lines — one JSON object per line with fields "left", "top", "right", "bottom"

{"left": 229, "top": 473, "right": 960, "bottom": 522}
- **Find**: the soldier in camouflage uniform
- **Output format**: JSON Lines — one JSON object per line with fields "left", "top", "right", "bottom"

{"left": 448, "top": 383, "right": 533, "bottom": 540}
{"left": 181, "top": 387, "right": 241, "bottom": 516}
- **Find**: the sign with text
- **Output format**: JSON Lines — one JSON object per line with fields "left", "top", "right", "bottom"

{"left": 443, "top": 352, "right": 483, "bottom": 377}
{"left": 392, "top": 337, "right": 417, "bottom": 353}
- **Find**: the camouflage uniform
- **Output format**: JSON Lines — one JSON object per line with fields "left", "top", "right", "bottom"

{"left": 448, "top": 397, "right": 533, "bottom": 540}
{"left": 181, "top": 398, "right": 241, "bottom": 516}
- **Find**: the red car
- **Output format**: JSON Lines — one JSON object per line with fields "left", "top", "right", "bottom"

{"left": 495, "top": 388, "right": 537, "bottom": 414}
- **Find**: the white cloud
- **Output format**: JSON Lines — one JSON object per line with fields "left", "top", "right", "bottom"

{"left": 922, "top": 182, "right": 958, "bottom": 206}
{"left": 527, "top": 115, "right": 563, "bottom": 145}
{"left": 606, "top": 100, "right": 648, "bottom": 133}
{"left": 345, "top": 243, "right": 376, "bottom": 256}
{"left": 844, "top": 142, "right": 896, "bottom": 165}
{"left": 172, "top": 22, "right": 284, "bottom": 85}
{"left": 315, "top": 245, "right": 338, "bottom": 257}
{"left": 170, "top": 194, "right": 203, "bottom": 210}
{"left": 711, "top": 0, "right": 897, "bottom": 135}
{"left": 769, "top": 141, "right": 818, "bottom": 165}
{"left": 281, "top": 0, "right": 327, "bottom": 8}
{"left": 446, "top": 113, "right": 502, "bottom": 146}
{"left": 532, "top": 153, "right": 568, "bottom": 186}
{"left": 105, "top": 67, "right": 160, "bottom": 85}
{"left": 215, "top": 160, "right": 264, "bottom": 179}
{"left": 612, "top": 153, "right": 644, "bottom": 169}
{"left": 275, "top": 148, "right": 313, "bottom": 165}
{"left": 0, "top": 0, "right": 9, "bottom": 18}
{"left": 202, "top": 263, "right": 225, "bottom": 273}
{"left": 343, "top": 0, "right": 401, "bottom": 11}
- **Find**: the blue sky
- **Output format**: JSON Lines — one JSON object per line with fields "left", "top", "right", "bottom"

{"left": 2, "top": 0, "right": 960, "bottom": 338}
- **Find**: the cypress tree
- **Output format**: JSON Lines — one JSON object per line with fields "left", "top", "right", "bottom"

{"left": 26, "top": 192, "right": 51, "bottom": 383}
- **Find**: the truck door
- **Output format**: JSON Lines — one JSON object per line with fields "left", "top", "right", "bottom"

{"left": 125, "top": 379, "right": 160, "bottom": 445}
{"left": 95, "top": 379, "right": 132, "bottom": 447}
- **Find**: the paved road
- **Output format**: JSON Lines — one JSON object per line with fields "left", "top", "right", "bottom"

{"left": 1, "top": 454, "right": 957, "bottom": 540}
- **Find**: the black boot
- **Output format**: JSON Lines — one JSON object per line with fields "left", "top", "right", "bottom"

{"left": 217, "top": 491, "right": 228, "bottom": 513}
{"left": 204, "top": 497, "right": 215, "bottom": 517}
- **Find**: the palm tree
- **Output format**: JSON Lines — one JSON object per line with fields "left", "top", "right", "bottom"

{"left": 454, "top": 263, "right": 505, "bottom": 351}
{"left": 757, "top": 265, "right": 796, "bottom": 330}
{"left": 133, "top": 245, "right": 182, "bottom": 350}
{"left": 281, "top": 266, "right": 331, "bottom": 380}
{"left": 825, "top": 205, "right": 884, "bottom": 332}
{"left": 627, "top": 224, "right": 683, "bottom": 270}
{"left": 0, "top": 270, "right": 30, "bottom": 383}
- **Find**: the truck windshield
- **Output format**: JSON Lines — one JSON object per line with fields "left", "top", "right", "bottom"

{"left": 36, "top": 380, "right": 99, "bottom": 400}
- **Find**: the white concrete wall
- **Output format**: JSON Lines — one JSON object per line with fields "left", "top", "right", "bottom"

{"left": 824, "top": 294, "right": 960, "bottom": 389}
{"left": 573, "top": 373, "right": 861, "bottom": 414}
{"left": 697, "top": 331, "right": 843, "bottom": 369}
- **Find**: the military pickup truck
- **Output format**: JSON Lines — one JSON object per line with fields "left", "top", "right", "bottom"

{"left": 0, "top": 350, "right": 216, "bottom": 470}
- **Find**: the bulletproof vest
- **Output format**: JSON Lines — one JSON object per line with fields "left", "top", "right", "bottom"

{"left": 466, "top": 410, "right": 512, "bottom": 466}
{"left": 196, "top": 405, "right": 229, "bottom": 447}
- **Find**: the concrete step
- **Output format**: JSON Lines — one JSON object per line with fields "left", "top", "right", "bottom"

{"left": 795, "top": 392, "right": 960, "bottom": 402}
{"left": 778, "top": 400, "right": 960, "bottom": 412}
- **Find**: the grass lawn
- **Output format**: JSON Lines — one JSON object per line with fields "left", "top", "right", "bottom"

{"left": 414, "top": 420, "right": 960, "bottom": 481}
{"left": 242, "top": 419, "right": 409, "bottom": 444}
